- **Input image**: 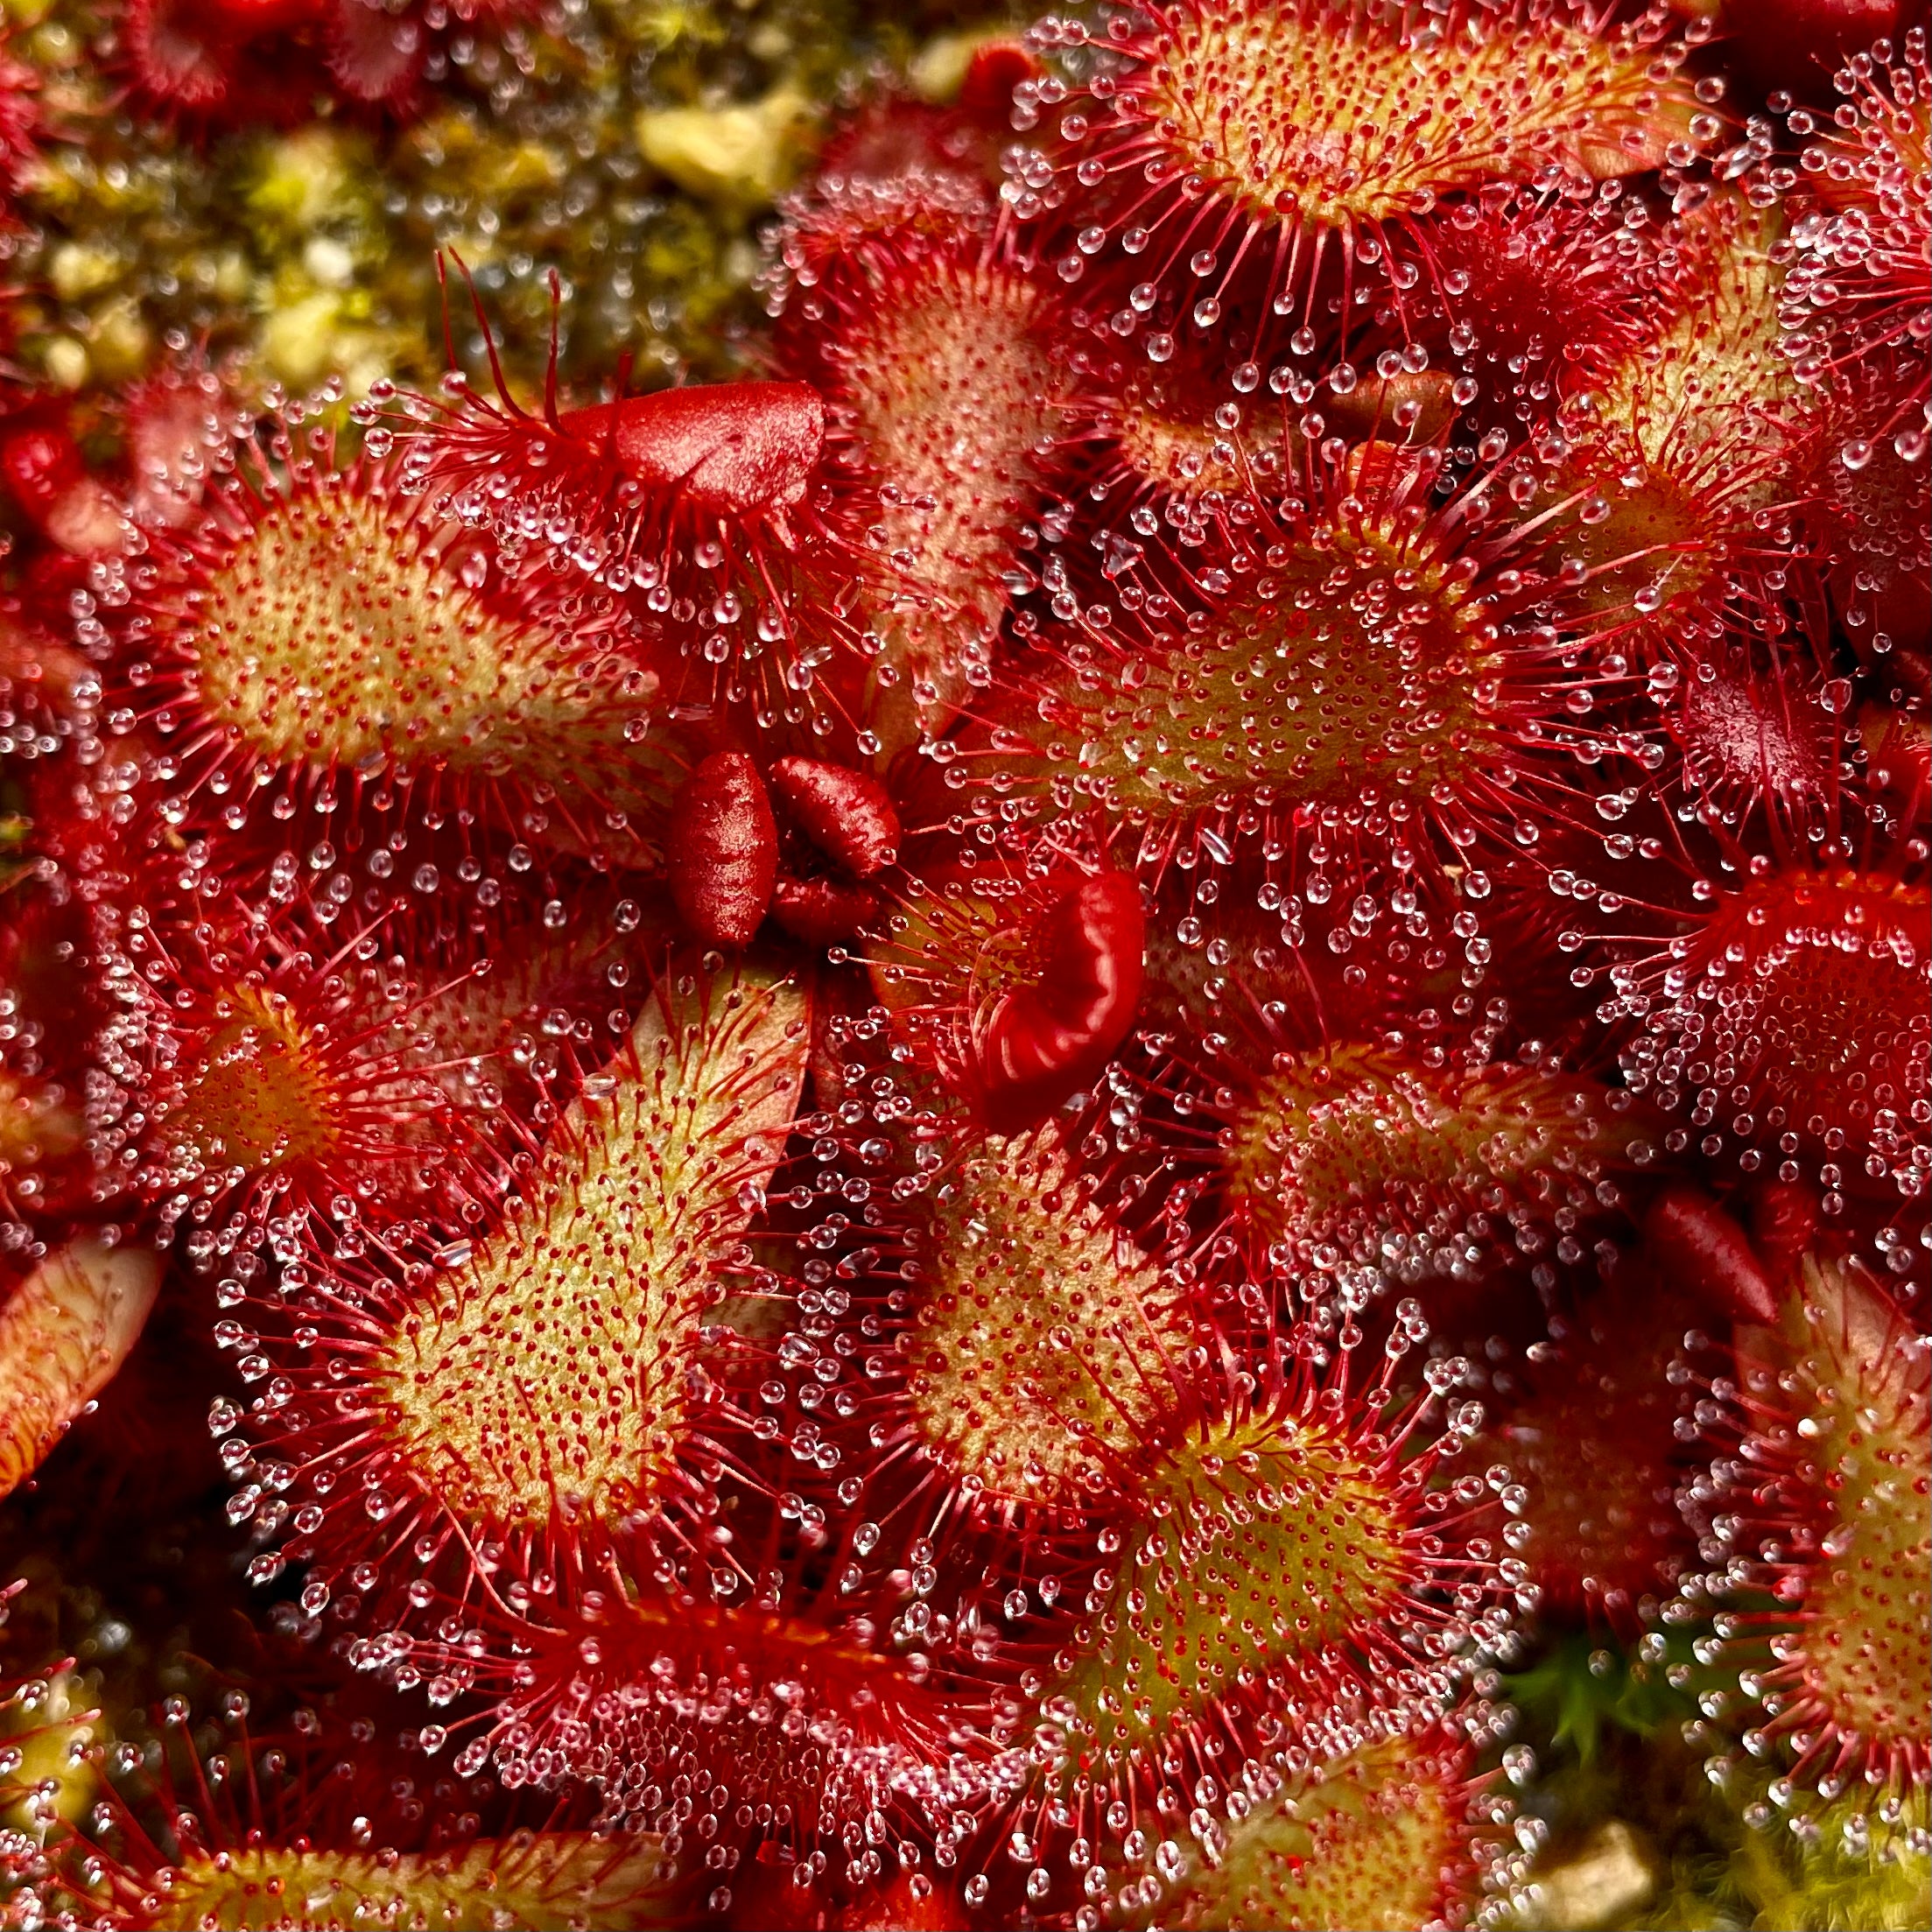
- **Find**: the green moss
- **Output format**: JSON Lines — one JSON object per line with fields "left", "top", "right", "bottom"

{"left": 1634, "top": 1778, "right": 1930, "bottom": 1932}
{"left": 1502, "top": 1629, "right": 1701, "bottom": 1771}
{"left": 1499, "top": 1632, "right": 1931, "bottom": 1931}
{"left": 8, "top": 1, "right": 959, "bottom": 399}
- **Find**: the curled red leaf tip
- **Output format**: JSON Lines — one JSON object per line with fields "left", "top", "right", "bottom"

{"left": 669, "top": 751, "right": 778, "bottom": 949}
{"left": 973, "top": 869, "right": 1145, "bottom": 1135}
{"left": 1644, "top": 1183, "right": 1779, "bottom": 1328}
{"left": 769, "top": 757, "right": 902, "bottom": 881}
{"left": 568, "top": 380, "right": 825, "bottom": 527}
